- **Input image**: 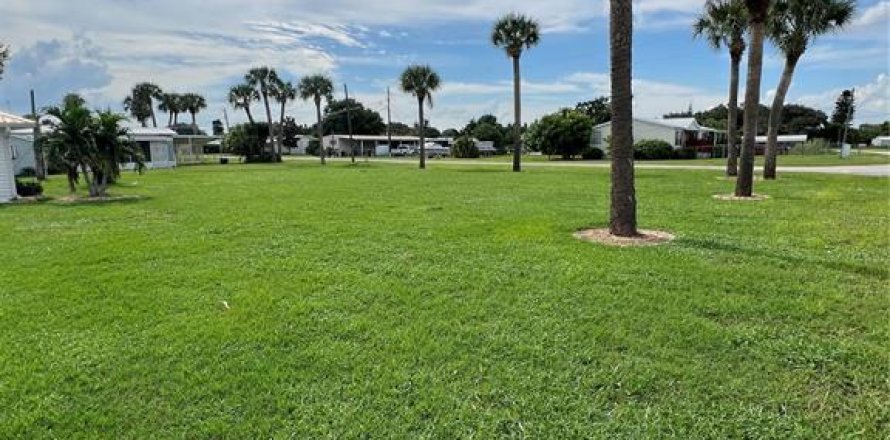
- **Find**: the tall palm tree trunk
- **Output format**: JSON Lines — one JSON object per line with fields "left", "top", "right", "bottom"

{"left": 316, "top": 100, "right": 325, "bottom": 165}
{"left": 191, "top": 112, "right": 197, "bottom": 127}
{"left": 418, "top": 98, "right": 426, "bottom": 170}
{"left": 244, "top": 104, "right": 255, "bottom": 125}
{"left": 609, "top": 0, "right": 637, "bottom": 237}
{"left": 735, "top": 15, "right": 766, "bottom": 197}
{"left": 726, "top": 53, "right": 742, "bottom": 176}
{"left": 279, "top": 102, "right": 286, "bottom": 153}
{"left": 261, "top": 90, "right": 276, "bottom": 156}
{"left": 512, "top": 55, "right": 522, "bottom": 173}
{"left": 764, "top": 54, "right": 800, "bottom": 180}
{"left": 149, "top": 101, "right": 157, "bottom": 128}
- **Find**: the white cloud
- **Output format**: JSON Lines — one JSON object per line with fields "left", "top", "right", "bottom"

{"left": 793, "top": 74, "right": 890, "bottom": 124}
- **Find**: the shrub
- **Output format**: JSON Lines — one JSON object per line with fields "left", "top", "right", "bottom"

{"left": 15, "top": 178, "right": 43, "bottom": 197}
{"left": 524, "top": 109, "right": 593, "bottom": 159}
{"left": 633, "top": 139, "right": 674, "bottom": 160}
{"left": 673, "top": 147, "right": 697, "bottom": 160}
{"left": 711, "top": 145, "right": 727, "bottom": 158}
{"left": 451, "top": 136, "right": 480, "bottom": 158}
{"left": 581, "top": 147, "right": 604, "bottom": 160}
{"left": 790, "top": 139, "right": 831, "bottom": 155}
{"left": 224, "top": 123, "right": 279, "bottom": 162}
{"left": 16, "top": 167, "right": 37, "bottom": 178}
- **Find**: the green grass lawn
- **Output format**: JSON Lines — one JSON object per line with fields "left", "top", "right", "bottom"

{"left": 1, "top": 163, "right": 888, "bottom": 438}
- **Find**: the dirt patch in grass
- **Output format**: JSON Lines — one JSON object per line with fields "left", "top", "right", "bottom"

{"left": 713, "top": 194, "right": 770, "bottom": 201}
{"left": 52, "top": 195, "right": 147, "bottom": 205}
{"left": 573, "top": 228, "right": 675, "bottom": 247}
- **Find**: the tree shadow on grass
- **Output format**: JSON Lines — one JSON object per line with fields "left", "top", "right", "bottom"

{"left": 680, "top": 236, "right": 888, "bottom": 280}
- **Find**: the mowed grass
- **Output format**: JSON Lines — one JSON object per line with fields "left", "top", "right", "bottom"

{"left": 1, "top": 162, "right": 888, "bottom": 438}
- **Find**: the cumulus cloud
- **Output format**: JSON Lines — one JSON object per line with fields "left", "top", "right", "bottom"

{"left": 793, "top": 74, "right": 889, "bottom": 124}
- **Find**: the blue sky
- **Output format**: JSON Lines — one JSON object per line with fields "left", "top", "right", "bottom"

{"left": 0, "top": 0, "right": 887, "bottom": 131}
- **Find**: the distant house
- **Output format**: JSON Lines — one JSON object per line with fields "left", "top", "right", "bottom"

{"left": 0, "top": 111, "right": 37, "bottom": 202}
{"left": 475, "top": 140, "right": 497, "bottom": 157}
{"left": 128, "top": 127, "right": 178, "bottom": 169}
{"left": 322, "top": 135, "right": 455, "bottom": 157}
{"left": 591, "top": 118, "right": 723, "bottom": 157}
{"left": 755, "top": 134, "right": 808, "bottom": 153}
{"left": 872, "top": 136, "right": 890, "bottom": 148}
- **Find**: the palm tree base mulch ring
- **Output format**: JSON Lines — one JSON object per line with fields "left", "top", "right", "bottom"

{"left": 52, "top": 195, "right": 147, "bottom": 205}
{"left": 713, "top": 194, "right": 770, "bottom": 201}
{"left": 573, "top": 229, "right": 675, "bottom": 247}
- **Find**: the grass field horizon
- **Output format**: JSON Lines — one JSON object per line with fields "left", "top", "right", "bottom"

{"left": 1, "top": 163, "right": 887, "bottom": 438}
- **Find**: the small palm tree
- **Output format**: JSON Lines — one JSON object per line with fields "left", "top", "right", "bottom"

{"left": 492, "top": 13, "right": 540, "bottom": 172}
{"left": 246, "top": 67, "right": 279, "bottom": 153}
{"left": 762, "top": 0, "right": 855, "bottom": 179}
{"left": 158, "top": 93, "right": 181, "bottom": 127}
{"left": 694, "top": 0, "right": 747, "bottom": 177}
{"left": 181, "top": 93, "right": 207, "bottom": 127}
{"left": 735, "top": 0, "right": 771, "bottom": 197}
{"left": 298, "top": 75, "right": 334, "bottom": 165}
{"left": 228, "top": 84, "right": 258, "bottom": 125}
{"left": 609, "top": 0, "right": 637, "bottom": 236}
{"left": 400, "top": 65, "right": 441, "bottom": 170}
{"left": 123, "top": 94, "right": 151, "bottom": 127}
{"left": 271, "top": 78, "right": 297, "bottom": 155}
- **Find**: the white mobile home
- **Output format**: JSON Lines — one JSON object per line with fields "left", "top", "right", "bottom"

{"left": 755, "top": 134, "right": 808, "bottom": 152}
{"left": 0, "top": 111, "right": 37, "bottom": 202}
{"left": 129, "top": 127, "right": 177, "bottom": 169}
{"left": 322, "top": 134, "right": 454, "bottom": 157}
{"left": 591, "top": 118, "right": 722, "bottom": 157}
{"left": 872, "top": 136, "right": 890, "bottom": 148}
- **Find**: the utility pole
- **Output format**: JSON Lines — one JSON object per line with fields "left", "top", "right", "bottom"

{"left": 386, "top": 87, "right": 392, "bottom": 157}
{"left": 30, "top": 89, "right": 46, "bottom": 180}
{"left": 344, "top": 84, "right": 355, "bottom": 163}
{"left": 222, "top": 107, "right": 230, "bottom": 133}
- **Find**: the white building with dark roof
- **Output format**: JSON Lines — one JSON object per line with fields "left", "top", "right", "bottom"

{"left": 591, "top": 118, "right": 723, "bottom": 157}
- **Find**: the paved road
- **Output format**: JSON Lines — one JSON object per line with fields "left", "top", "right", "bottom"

{"left": 290, "top": 157, "right": 890, "bottom": 177}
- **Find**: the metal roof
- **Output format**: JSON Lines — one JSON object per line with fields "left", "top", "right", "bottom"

{"left": 130, "top": 127, "right": 177, "bottom": 136}
{"left": 0, "top": 111, "right": 36, "bottom": 129}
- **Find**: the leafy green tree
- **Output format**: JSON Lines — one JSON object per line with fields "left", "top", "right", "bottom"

{"left": 763, "top": 0, "right": 855, "bottom": 179}
{"left": 831, "top": 89, "right": 855, "bottom": 125}
{"left": 298, "top": 74, "right": 334, "bottom": 165}
{"left": 389, "top": 122, "right": 413, "bottom": 135}
{"left": 324, "top": 98, "right": 386, "bottom": 135}
{"left": 441, "top": 128, "right": 460, "bottom": 137}
{"left": 400, "top": 65, "right": 441, "bottom": 169}
{"left": 694, "top": 0, "right": 748, "bottom": 176}
{"left": 228, "top": 84, "right": 258, "bottom": 125}
{"left": 610, "top": 0, "right": 637, "bottom": 236}
{"left": 451, "top": 136, "right": 480, "bottom": 158}
{"left": 492, "top": 13, "right": 541, "bottom": 172}
{"left": 131, "top": 83, "right": 163, "bottom": 127}
{"left": 212, "top": 119, "right": 224, "bottom": 136}
{"left": 44, "top": 96, "right": 144, "bottom": 197}
{"left": 472, "top": 122, "right": 505, "bottom": 152}
{"left": 223, "top": 123, "right": 271, "bottom": 162}
{"left": 524, "top": 109, "right": 592, "bottom": 159}
{"left": 180, "top": 93, "right": 207, "bottom": 127}
{"left": 575, "top": 97, "right": 612, "bottom": 125}
{"left": 781, "top": 104, "right": 828, "bottom": 134}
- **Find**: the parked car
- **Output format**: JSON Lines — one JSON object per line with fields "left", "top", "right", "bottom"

{"left": 391, "top": 146, "right": 414, "bottom": 156}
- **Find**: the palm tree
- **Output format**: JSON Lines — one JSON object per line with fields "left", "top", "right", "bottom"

{"left": 246, "top": 67, "right": 279, "bottom": 154}
{"left": 694, "top": 0, "right": 747, "bottom": 177}
{"left": 180, "top": 93, "right": 207, "bottom": 127}
{"left": 763, "top": 0, "right": 855, "bottom": 179}
{"left": 158, "top": 93, "right": 181, "bottom": 127}
{"left": 609, "top": 0, "right": 637, "bottom": 236}
{"left": 400, "top": 65, "right": 441, "bottom": 170}
{"left": 298, "top": 75, "right": 334, "bottom": 165}
{"left": 134, "top": 83, "right": 163, "bottom": 128}
{"left": 44, "top": 95, "right": 93, "bottom": 192}
{"left": 271, "top": 78, "right": 297, "bottom": 155}
{"left": 491, "top": 13, "right": 540, "bottom": 173}
{"left": 735, "top": 0, "right": 772, "bottom": 197}
{"left": 228, "top": 84, "right": 258, "bottom": 125}
{"left": 123, "top": 95, "right": 151, "bottom": 127}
